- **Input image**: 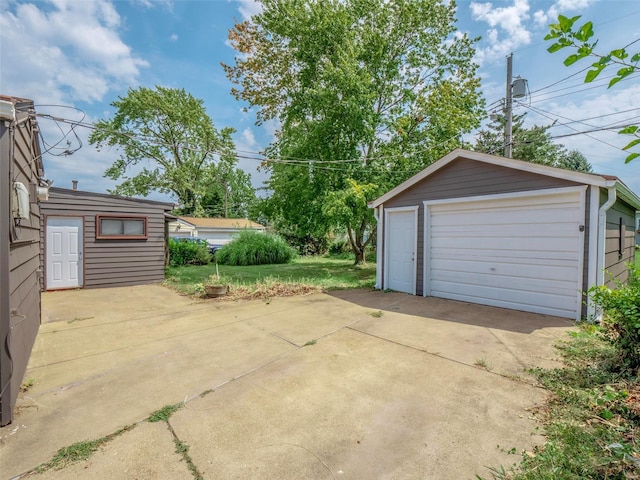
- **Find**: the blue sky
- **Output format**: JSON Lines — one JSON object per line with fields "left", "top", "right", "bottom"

{"left": 1, "top": 0, "right": 639, "bottom": 200}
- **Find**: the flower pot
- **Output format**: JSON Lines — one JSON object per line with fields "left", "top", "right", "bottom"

{"left": 205, "top": 284, "right": 228, "bottom": 298}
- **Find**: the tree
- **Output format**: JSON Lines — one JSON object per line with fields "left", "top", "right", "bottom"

{"left": 323, "top": 179, "right": 377, "bottom": 264}
{"left": 545, "top": 15, "right": 640, "bottom": 162}
{"left": 223, "top": 0, "right": 485, "bottom": 261}
{"left": 201, "top": 164, "right": 256, "bottom": 218}
{"left": 473, "top": 113, "right": 592, "bottom": 172}
{"left": 89, "top": 86, "right": 240, "bottom": 215}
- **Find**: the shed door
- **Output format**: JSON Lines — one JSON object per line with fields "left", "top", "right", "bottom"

{"left": 425, "top": 189, "right": 584, "bottom": 319}
{"left": 46, "top": 217, "right": 83, "bottom": 290}
{"left": 385, "top": 208, "right": 417, "bottom": 294}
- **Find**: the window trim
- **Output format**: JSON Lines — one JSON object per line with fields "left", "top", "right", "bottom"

{"left": 96, "top": 215, "right": 148, "bottom": 240}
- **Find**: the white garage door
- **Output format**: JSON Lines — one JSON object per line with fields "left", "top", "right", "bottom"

{"left": 424, "top": 188, "right": 585, "bottom": 319}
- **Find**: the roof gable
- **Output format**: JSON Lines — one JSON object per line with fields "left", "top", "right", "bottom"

{"left": 370, "top": 149, "right": 640, "bottom": 209}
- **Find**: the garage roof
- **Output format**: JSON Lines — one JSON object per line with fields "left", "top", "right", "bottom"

{"left": 370, "top": 149, "right": 640, "bottom": 210}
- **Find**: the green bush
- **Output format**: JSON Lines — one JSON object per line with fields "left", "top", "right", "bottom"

{"left": 588, "top": 266, "right": 640, "bottom": 374}
{"left": 328, "top": 238, "right": 350, "bottom": 256}
{"left": 215, "top": 230, "right": 296, "bottom": 266}
{"left": 168, "top": 238, "right": 211, "bottom": 267}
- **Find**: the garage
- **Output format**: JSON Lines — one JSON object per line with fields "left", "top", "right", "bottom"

{"left": 424, "top": 188, "right": 584, "bottom": 318}
{"left": 371, "top": 149, "right": 640, "bottom": 321}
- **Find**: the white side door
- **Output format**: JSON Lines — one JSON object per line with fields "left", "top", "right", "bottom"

{"left": 46, "top": 217, "right": 83, "bottom": 289}
{"left": 384, "top": 208, "right": 417, "bottom": 294}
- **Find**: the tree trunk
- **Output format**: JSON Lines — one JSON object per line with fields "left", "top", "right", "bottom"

{"left": 347, "top": 226, "right": 366, "bottom": 265}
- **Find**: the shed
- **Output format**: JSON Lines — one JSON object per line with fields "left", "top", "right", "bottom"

{"left": 370, "top": 149, "right": 640, "bottom": 321}
{"left": 40, "top": 188, "right": 174, "bottom": 290}
{"left": 0, "top": 96, "right": 46, "bottom": 425}
{"left": 168, "top": 216, "right": 265, "bottom": 247}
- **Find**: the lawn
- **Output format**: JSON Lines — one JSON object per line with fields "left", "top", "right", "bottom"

{"left": 164, "top": 256, "right": 376, "bottom": 296}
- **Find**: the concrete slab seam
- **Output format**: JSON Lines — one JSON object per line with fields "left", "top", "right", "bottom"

{"left": 485, "top": 328, "right": 529, "bottom": 371}
{"left": 346, "top": 326, "right": 543, "bottom": 388}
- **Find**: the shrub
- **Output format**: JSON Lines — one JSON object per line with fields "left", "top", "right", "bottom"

{"left": 328, "top": 238, "right": 350, "bottom": 256}
{"left": 588, "top": 267, "right": 640, "bottom": 374}
{"left": 215, "top": 230, "right": 296, "bottom": 266}
{"left": 168, "top": 238, "right": 211, "bottom": 267}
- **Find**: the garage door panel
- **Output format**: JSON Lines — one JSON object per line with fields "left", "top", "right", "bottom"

{"left": 430, "top": 235, "right": 580, "bottom": 253}
{"left": 431, "top": 278, "right": 576, "bottom": 309}
{"left": 431, "top": 269, "right": 579, "bottom": 297}
{"left": 431, "top": 208, "right": 580, "bottom": 227}
{"left": 425, "top": 189, "right": 584, "bottom": 319}
{"left": 431, "top": 258, "right": 579, "bottom": 281}
{"left": 430, "top": 286, "right": 576, "bottom": 318}
{"left": 431, "top": 222, "right": 579, "bottom": 237}
{"left": 432, "top": 248, "right": 575, "bottom": 266}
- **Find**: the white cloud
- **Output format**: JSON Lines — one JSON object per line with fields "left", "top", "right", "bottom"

{"left": 170, "top": 33, "right": 178, "bottom": 41}
{"left": 470, "top": 0, "right": 532, "bottom": 63}
{"left": 241, "top": 127, "right": 257, "bottom": 148}
{"left": 235, "top": 0, "right": 263, "bottom": 21}
{"left": 533, "top": 0, "right": 594, "bottom": 27}
{"left": 0, "top": 1, "right": 147, "bottom": 104}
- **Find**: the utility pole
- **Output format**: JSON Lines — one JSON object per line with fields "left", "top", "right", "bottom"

{"left": 505, "top": 53, "right": 513, "bottom": 158}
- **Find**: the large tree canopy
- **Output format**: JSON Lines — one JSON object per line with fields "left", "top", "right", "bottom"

{"left": 89, "top": 86, "right": 253, "bottom": 216}
{"left": 473, "top": 113, "right": 593, "bottom": 173}
{"left": 223, "top": 0, "right": 485, "bottom": 262}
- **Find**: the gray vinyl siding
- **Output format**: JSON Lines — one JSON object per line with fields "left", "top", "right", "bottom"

{"left": 601, "top": 190, "right": 637, "bottom": 286}
{"left": 383, "top": 157, "right": 584, "bottom": 296}
{"left": 41, "top": 188, "right": 172, "bottom": 289}
{"left": 1, "top": 99, "right": 43, "bottom": 426}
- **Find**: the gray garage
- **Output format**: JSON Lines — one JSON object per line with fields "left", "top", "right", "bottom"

{"left": 371, "top": 149, "right": 640, "bottom": 321}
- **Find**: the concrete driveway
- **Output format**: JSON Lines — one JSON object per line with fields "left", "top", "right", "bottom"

{"left": 0, "top": 285, "right": 574, "bottom": 479}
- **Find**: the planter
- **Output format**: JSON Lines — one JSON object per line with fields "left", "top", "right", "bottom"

{"left": 205, "top": 284, "right": 229, "bottom": 298}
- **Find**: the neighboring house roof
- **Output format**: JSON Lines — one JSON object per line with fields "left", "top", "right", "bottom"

{"left": 370, "top": 148, "right": 640, "bottom": 210}
{"left": 178, "top": 216, "right": 265, "bottom": 229}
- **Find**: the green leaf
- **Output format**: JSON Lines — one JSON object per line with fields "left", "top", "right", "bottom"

{"left": 575, "top": 21, "right": 594, "bottom": 42}
{"left": 610, "top": 48, "right": 628, "bottom": 60}
{"left": 547, "top": 42, "right": 565, "bottom": 53}
{"left": 564, "top": 54, "right": 580, "bottom": 66}
{"left": 624, "top": 152, "right": 639, "bottom": 163}
{"left": 622, "top": 138, "right": 640, "bottom": 151}
{"left": 585, "top": 66, "right": 604, "bottom": 82}
{"left": 558, "top": 14, "right": 581, "bottom": 33}
{"left": 619, "top": 125, "right": 639, "bottom": 135}
{"left": 631, "top": 52, "right": 640, "bottom": 62}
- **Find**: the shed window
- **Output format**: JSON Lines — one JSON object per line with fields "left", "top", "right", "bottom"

{"left": 96, "top": 215, "right": 148, "bottom": 240}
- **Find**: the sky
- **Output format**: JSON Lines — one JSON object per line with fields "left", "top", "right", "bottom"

{"left": 1, "top": 0, "right": 639, "bottom": 201}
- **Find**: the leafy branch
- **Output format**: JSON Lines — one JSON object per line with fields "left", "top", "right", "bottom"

{"left": 545, "top": 15, "right": 640, "bottom": 162}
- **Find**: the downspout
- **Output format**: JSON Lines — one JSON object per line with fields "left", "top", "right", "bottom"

{"left": 373, "top": 204, "right": 383, "bottom": 290}
{"left": 597, "top": 186, "right": 617, "bottom": 289}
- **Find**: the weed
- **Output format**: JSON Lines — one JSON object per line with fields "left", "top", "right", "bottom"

{"left": 199, "top": 389, "right": 214, "bottom": 398}
{"left": 480, "top": 325, "right": 640, "bottom": 479}
{"left": 370, "top": 310, "right": 383, "bottom": 318}
{"left": 474, "top": 358, "right": 493, "bottom": 371}
{"left": 67, "top": 316, "right": 94, "bottom": 324}
{"left": 148, "top": 402, "right": 183, "bottom": 423}
{"left": 167, "top": 424, "right": 203, "bottom": 480}
{"left": 304, "top": 339, "right": 317, "bottom": 346}
{"left": 34, "top": 424, "right": 136, "bottom": 473}
{"left": 20, "top": 378, "right": 34, "bottom": 393}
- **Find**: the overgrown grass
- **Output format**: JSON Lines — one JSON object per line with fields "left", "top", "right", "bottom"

{"left": 164, "top": 255, "right": 376, "bottom": 296}
{"left": 480, "top": 325, "right": 640, "bottom": 479}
